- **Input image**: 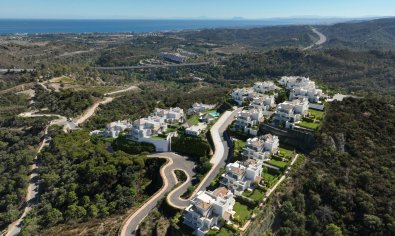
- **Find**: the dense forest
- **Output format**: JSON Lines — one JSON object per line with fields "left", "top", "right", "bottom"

{"left": 223, "top": 48, "right": 395, "bottom": 97}
{"left": 319, "top": 18, "right": 395, "bottom": 50}
{"left": 0, "top": 127, "right": 44, "bottom": 229}
{"left": 33, "top": 85, "right": 99, "bottom": 118}
{"left": 19, "top": 130, "right": 164, "bottom": 233}
{"left": 274, "top": 98, "right": 395, "bottom": 235}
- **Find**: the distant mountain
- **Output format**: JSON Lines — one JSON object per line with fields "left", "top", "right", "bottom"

{"left": 319, "top": 17, "right": 395, "bottom": 50}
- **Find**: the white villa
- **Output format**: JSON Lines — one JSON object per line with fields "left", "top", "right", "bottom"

{"left": 183, "top": 187, "right": 235, "bottom": 236}
{"left": 90, "top": 120, "right": 131, "bottom": 138}
{"left": 279, "top": 76, "right": 324, "bottom": 103}
{"left": 185, "top": 123, "right": 207, "bottom": 137}
{"left": 233, "top": 109, "right": 264, "bottom": 136}
{"left": 131, "top": 107, "right": 184, "bottom": 152}
{"left": 249, "top": 95, "right": 276, "bottom": 111}
{"left": 152, "top": 107, "right": 185, "bottom": 123}
{"left": 230, "top": 88, "right": 255, "bottom": 106}
{"left": 188, "top": 103, "right": 215, "bottom": 115}
{"left": 242, "top": 134, "right": 280, "bottom": 161}
{"left": 253, "top": 81, "right": 277, "bottom": 94}
{"left": 273, "top": 98, "right": 309, "bottom": 125}
{"left": 220, "top": 159, "right": 263, "bottom": 196}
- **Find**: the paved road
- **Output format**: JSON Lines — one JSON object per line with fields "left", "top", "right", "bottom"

{"left": 120, "top": 108, "right": 241, "bottom": 236}
{"left": 93, "top": 62, "right": 211, "bottom": 70}
{"left": 304, "top": 28, "right": 327, "bottom": 50}
{"left": 189, "top": 108, "right": 241, "bottom": 197}
{"left": 120, "top": 153, "right": 195, "bottom": 236}
{"left": 5, "top": 128, "right": 49, "bottom": 236}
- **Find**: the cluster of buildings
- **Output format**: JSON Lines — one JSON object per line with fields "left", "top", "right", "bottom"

{"left": 230, "top": 81, "right": 277, "bottom": 136}
{"left": 160, "top": 49, "right": 197, "bottom": 63}
{"left": 183, "top": 133, "right": 281, "bottom": 235}
{"left": 279, "top": 76, "right": 324, "bottom": 103}
{"left": 90, "top": 103, "right": 218, "bottom": 152}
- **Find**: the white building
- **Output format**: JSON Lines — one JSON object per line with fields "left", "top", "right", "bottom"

{"left": 279, "top": 76, "right": 323, "bottom": 103}
{"left": 130, "top": 107, "right": 184, "bottom": 152}
{"left": 230, "top": 88, "right": 255, "bottom": 106}
{"left": 160, "top": 52, "right": 188, "bottom": 63}
{"left": 152, "top": 107, "right": 184, "bottom": 124}
{"left": 188, "top": 103, "right": 215, "bottom": 115}
{"left": 185, "top": 123, "right": 207, "bottom": 137}
{"left": 249, "top": 95, "right": 276, "bottom": 111}
{"left": 233, "top": 109, "right": 264, "bottom": 136}
{"left": 242, "top": 134, "right": 279, "bottom": 161}
{"left": 183, "top": 187, "right": 235, "bottom": 236}
{"left": 273, "top": 98, "right": 309, "bottom": 125}
{"left": 220, "top": 159, "right": 263, "bottom": 196}
{"left": 90, "top": 120, "right": 131, "bottom": 138}
{"left": 253, "top": 81, "right": 277, "bottom": 94}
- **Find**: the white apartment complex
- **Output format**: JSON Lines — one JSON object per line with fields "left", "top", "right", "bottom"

{"left": 242, "top": 134, "right": 280, "bottom": 161}
{"left": 279, "top": 76, "right": 323, "bottom": 103}
{"left": 90, "top": 120, "right": 131, "bottom": 138}
{"left": 131, "top": 107, "right": 184, "bottom": 152}
{"left": 253, "top": 81, "right": 277, "bottom": 94}
{"left": 274, "top": 98, "right": 309, "bottom": 124}
{"left": 249, "top": 95, "right": 276, "bottom": 111}
{"left": 183, "top": 187, "right": 235, "bottom": 236}
{"left": 220, "top": 159, "right": 263, "bottom": 196}
{"left": 230, "top": 88, "right": 255, "bottom": 106}
{"left": 160, "top": 52, "right": 188, "bottom": 63}
{"left": 187, "top": 103, "right": 215, "bottom": 115}
{"left": 233, "top": 109, "right": 264, "bottom": 136}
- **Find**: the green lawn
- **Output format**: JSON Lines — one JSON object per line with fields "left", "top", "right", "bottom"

{"left": 278, "top": 146, "right": 294, "bottom": 158}
{"left": 298, "top": 121, "right": 320, "bottom": 130}
{"left": 242, "top": 188, "right": 264, "bottom": 202}
{"left": 233, "top": 201, "right": 253, "bottom": 225}
{"left": 233, "top": 139, "right": 246, "bottom": 160}
{"left": 207, "top": 227, "right": 235, "bottom": 236}
{"left": 187, "top": 115, "right": 200, "bottom": 125}
{"left": 148, "top": 136, "right": 166, "bottom": 140}
{"left": 261, "top": 170, "right": 280, "bottom": 187}
{"left": 266, "top": 159, "right": 288, "bottom": 169}
{"left": 309, "top": 108, "right": 324, "bottom": 120}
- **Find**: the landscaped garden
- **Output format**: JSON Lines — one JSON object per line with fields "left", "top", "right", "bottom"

{"left": 278, "top": 146, "right": 294, "bottom": 159}
{"left": 261, "top": 168, "right": 281, "bottom": 187}
{"left": 297, "top": 108, "right": 325, "bottom": 130}
{"left": 187, "top": 115, "right": 200, "bottom": 125}
{"left": 242, "top": 188, "right": 265, "bottom": 202}
{"left": 233, "top": 201, "right": 253, "bottom": 225}
{"left": 207, "top": 227, "right": 237, "bottom": 236}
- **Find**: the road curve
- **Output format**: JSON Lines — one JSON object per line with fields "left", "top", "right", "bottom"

{"left": 120, "top": 153, "right": 195, "bottom": 236}
{"left": 304, "top": 28, "right": 327, "bottom": 50}
{"left": 120, "top": 108, "right": 240, "bottom": 236}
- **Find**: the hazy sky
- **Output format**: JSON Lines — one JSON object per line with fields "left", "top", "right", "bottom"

{"left": 1, "top": 0, "right": 395, "bottom": 19}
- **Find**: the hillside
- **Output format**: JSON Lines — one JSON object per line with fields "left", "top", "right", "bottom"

{"left": 273, "top": 98, "right": 395, "bottom": 235}
{"left": 319, "top": 17, "right": 395, "bottom": 50}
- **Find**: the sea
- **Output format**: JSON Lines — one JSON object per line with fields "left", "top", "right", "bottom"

{"left": 0, "top": 18, "right": 346, "bottom": 35}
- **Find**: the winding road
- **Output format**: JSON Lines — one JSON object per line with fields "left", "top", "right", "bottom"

{"left": 303, "top": 28, "right": 327, "bottom": 50}
{"left": 120, "top": 108, "right": 241, "bottom": 236}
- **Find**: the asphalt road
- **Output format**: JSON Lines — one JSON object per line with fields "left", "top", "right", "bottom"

{"left": 120, "top": 108, "right": 241, "bottom": 236}
{"left": 121, "top": 153, "right": 195, "bottom": 236}
{"left": 304, "top": 28, "right": 327, "bottom": 50}
{"left": 93, "top": 62, "right": 211, "bottom": 70}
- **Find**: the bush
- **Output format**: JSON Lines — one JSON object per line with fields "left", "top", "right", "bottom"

{"left": 171, "top": 135, "right": 210, "bottom": 158}
{"left": 112, "top": 135, "right": 155, "bottom": 154}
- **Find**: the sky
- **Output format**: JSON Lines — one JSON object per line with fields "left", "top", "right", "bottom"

{"left": 1, "top": 0, "right": 395, "bottom": 19}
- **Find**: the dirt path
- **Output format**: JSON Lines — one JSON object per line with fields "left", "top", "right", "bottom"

{"left": 75, "top": 97, "right": 114, "bottom": 124}
{"left": 104, "top": 85, "right": 138, "bottom": 96}
{"left": 5, "top": 127, "right": 49, "bottom": 236}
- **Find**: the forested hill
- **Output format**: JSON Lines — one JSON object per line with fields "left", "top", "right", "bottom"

{"left": 320, "top": 17, "right": 395, "bottom": 50}
{"left": 223, "top": 48, "right": 395, "bottom": 97}
{"left": 274, "top": 98, "right": 395, "bottom": 235}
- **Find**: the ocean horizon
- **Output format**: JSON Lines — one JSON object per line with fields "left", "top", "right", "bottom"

{"left": 0, "top": 18, "right": 352, "bottom": 34}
